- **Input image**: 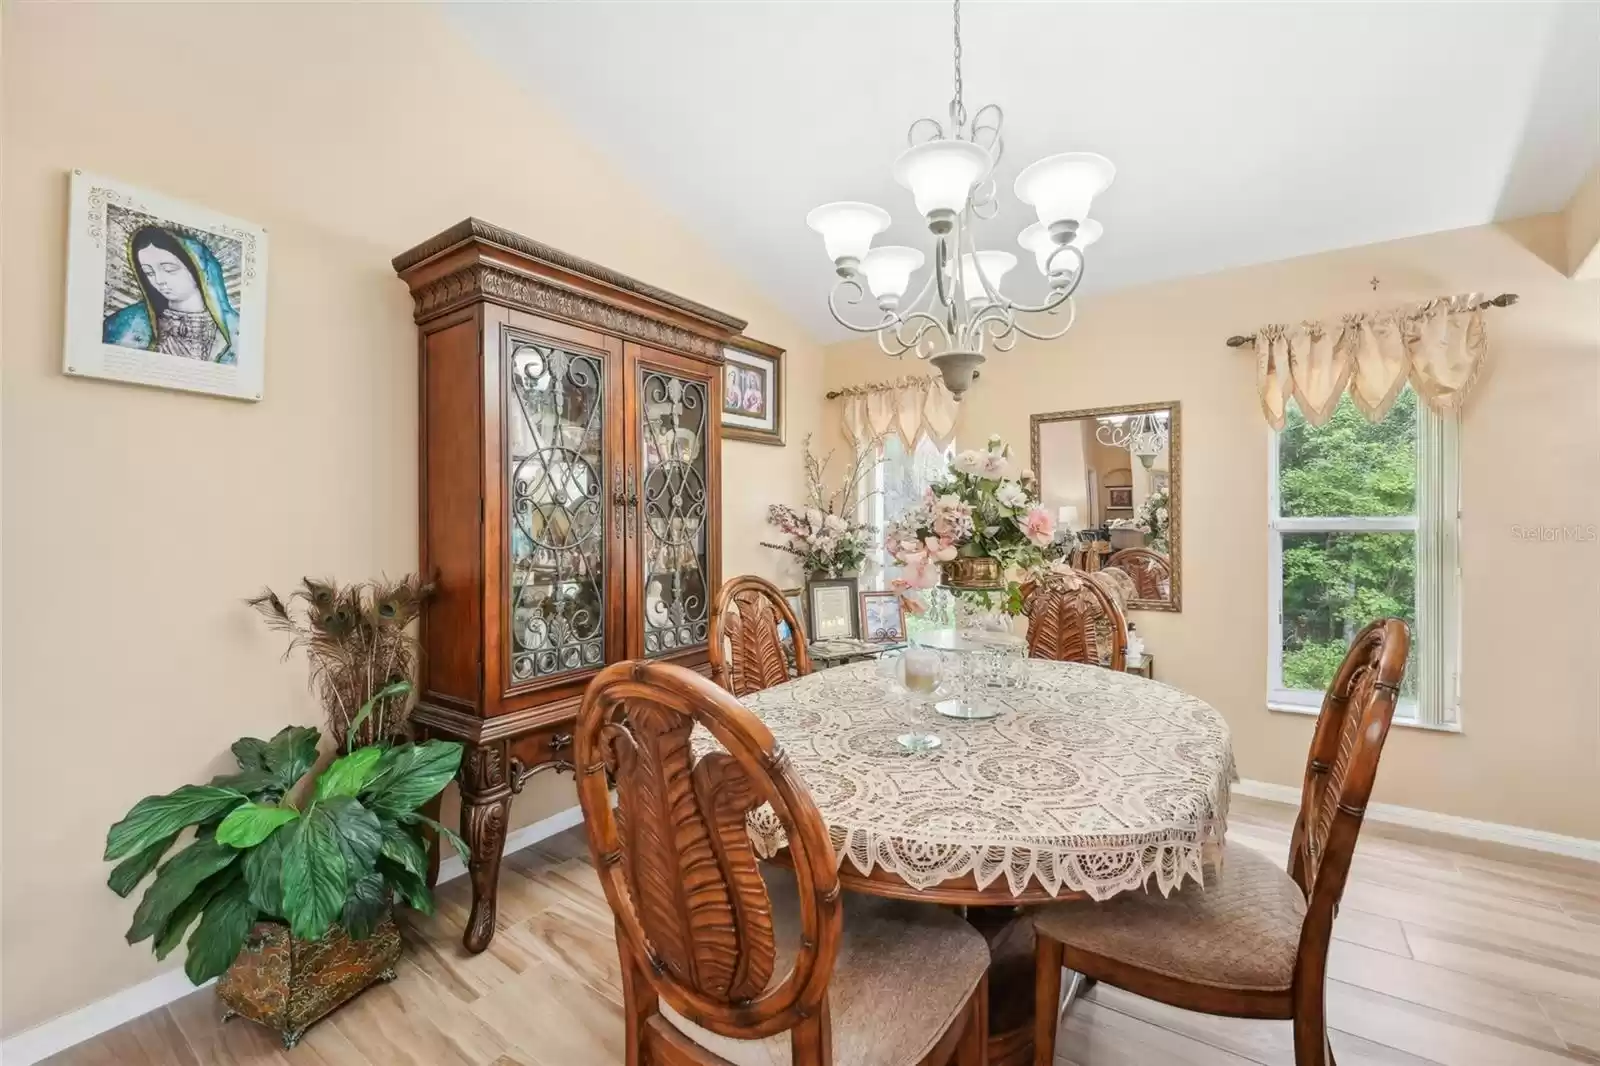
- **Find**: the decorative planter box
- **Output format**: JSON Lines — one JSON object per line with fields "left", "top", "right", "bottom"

{"left": 216, "top": 916, "right": 402, "bottom": 1049}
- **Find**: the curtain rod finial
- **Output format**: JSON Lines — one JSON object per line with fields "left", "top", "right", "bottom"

{"left": 1225, "top": 335, "right": 1254, "bottom": 348}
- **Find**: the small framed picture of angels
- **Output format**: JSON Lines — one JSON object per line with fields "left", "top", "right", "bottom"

{"left": 63, "top": 170, "right": 269, "bottom": 401}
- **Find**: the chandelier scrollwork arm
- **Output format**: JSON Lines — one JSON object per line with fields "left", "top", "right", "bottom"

{"left": 827, "top": 276, "right": 897, "bottom": 335}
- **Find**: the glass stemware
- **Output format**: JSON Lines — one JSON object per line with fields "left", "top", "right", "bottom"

{"left": 894, "top": 644, "right": 944, "bottom": 752}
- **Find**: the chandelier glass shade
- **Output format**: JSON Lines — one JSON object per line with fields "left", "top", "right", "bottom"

{"left": 806, "top": 0, "right": 1113, "bottom": 399}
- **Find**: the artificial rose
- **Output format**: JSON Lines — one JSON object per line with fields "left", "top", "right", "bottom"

{"left": 995, "top": 479, "right": 1028, "bottom": 509}
{"left": 950, "top": 449, "right": 988, "bottom": 477}
{"left": 1019, "top": 507, "right": 1056, "bottom": 547}
{"left": 823, "top": 513, "right": 846, "bottom": 533}
{"left": 981, "top": 450, "right": 1014, "bottom": 480}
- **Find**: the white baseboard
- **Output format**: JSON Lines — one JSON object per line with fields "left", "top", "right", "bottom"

{"left": 1232, "top": 780, "right": 1600, "bottom": 863}
{"left": 436, "top": 803, "right": 587, "bottom": 884}
{"left": 0, "top": 804, "right": 586, "bottom": 1066}
{"left": 0, "top": 968, "right": 216, "bottom": 1066}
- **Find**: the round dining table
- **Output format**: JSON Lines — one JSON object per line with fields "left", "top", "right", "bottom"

{"left": 734, "top": 654, "right": 1236, "bottom": 1066}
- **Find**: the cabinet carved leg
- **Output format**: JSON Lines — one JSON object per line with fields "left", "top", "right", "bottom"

{"left": 459, "top": 741, "right": 512, "bottom": 954}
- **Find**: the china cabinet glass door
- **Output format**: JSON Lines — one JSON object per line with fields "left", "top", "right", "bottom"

{"left": 635, "top": 365, "right": 711, "bottom": 657}
{"left": 506, "top": 337, "right": 609, "bottom": 684}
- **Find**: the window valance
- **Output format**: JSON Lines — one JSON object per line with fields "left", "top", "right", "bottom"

{"left": 1235, "top": 292, "right": 1514, "bottom": 430}
{"left": 834, "top": 373, "right": 960, "bottom": 450}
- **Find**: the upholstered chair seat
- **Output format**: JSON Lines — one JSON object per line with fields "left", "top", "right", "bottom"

{"left": 1032, "top": 846, "right": 1305, "bottom": 996}
{"left": 1030, "top": 618, "right": 1411, "bottom": 1066}
{"left": 663, "top": 869, "right": 991, "bottom": 1066}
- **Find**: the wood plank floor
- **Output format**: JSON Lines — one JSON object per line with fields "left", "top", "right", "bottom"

{"left": 44, "top": 797, "right": 1600, "bottom": 1066}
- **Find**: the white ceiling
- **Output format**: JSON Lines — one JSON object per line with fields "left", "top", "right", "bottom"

{"left": 446, "top": 1, "right": 1600, "bottom": 340}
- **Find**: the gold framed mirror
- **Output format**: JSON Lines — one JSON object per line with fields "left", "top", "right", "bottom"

{"left": 1030, "top": 401, "right": 1181, "bottom": 612}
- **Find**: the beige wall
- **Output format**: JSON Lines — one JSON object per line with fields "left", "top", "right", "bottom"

{"left": 826, "top": 216, "right": 1600, "bottom": 842}
{"left": 0, "top": 4, "right": 823, "bottom": 1036}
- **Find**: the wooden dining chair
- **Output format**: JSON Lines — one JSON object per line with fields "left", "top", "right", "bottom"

{"left": 1020, "top": 569, "right": 1128, "bottom": 672}
{"left": 1029, "top": 618, "right": 1411, "bottom": 1066}
{"left": 576, "top": 660, "right": 991, "bottom": 1066}
{"left": 1105, "top": 548, "right": 1172, "bottom": 601}
{"left": 709, "top": 575, "right": 812, "bottom": 697}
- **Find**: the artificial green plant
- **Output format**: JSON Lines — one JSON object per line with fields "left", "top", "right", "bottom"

{"left": 103, "top": 684, "right": 467, "bottom": 985}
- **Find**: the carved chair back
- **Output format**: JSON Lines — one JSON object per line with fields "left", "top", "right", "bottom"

{"left": 1021, "top": 570, "right": 1128, "bottom": 671}
{"left": 1106, "top": 548, "right": 1172, "bottom": 601}
{"left": 576, "top": 660, "right": 842, "bottom": 1050}
{"left": 709, "top": 575, "right": 812, "bottom": 696}
{"left": 1287, "top": 618, "right": 1410, "bottom": 986}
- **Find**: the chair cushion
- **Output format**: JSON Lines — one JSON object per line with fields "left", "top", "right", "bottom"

{"left": 661, "top": 868, "right": 989, "bottom": 1066}
{"left": 1031, "top": 845, "right": 1306, "bottom": 994}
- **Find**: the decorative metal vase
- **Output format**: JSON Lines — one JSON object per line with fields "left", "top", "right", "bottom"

{"left": 216, "top": 916, "right": 402, "bottom": 1049}
{"left": 941, "top": 556, "right": 1003, "bottom": 590}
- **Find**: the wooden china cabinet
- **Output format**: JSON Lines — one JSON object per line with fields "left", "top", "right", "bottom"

{"left": 393, "top": 220, "right": 744, "bottom": 952}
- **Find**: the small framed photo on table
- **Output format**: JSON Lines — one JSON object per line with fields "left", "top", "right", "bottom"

{"left": 806, "top": 576, "right": 859, "bottom": 641}
{"left": 779, "top": 587, "right": 806, "bottom": 644}
{"left": 859, "top": 591, "right": 906, "bottom": 643}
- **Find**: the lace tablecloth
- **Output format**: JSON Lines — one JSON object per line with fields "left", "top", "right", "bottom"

{"left": 729, "top": 658, "right": 1237, "bottom": 900}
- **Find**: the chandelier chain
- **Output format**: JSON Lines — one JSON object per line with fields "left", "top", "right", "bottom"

{"left": 951, "top": 0, "right": 966, "bottom": 132}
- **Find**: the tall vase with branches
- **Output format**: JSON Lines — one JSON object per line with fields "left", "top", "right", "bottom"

{"left": 248, "top": 576, "right": 434, "bottom": 749}
{"left": 762, "top": 432, "right": 884, "bottom": 578}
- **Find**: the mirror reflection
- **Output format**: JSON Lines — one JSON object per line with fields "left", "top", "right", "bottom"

{"left": 1030, "top": 403, "right": 1180, "bottom": 611}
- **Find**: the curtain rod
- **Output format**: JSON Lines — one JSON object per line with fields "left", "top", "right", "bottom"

{"left": 1224, "top": 292, "right": 1519, "bottom": 348}
{"left": 825, "top": 371, "right": 978, "bottom": 400}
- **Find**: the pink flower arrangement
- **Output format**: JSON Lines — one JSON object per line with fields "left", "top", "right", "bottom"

{"left": 881, "top": 435, "right": 1056, "bottom": 613}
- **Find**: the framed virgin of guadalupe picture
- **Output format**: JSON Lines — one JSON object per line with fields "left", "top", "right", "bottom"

{"left": 63, "top": 170, "right": 269, "bottom": 401}
{"left": 720, "top": 336, "right": 784, "bottom": 445}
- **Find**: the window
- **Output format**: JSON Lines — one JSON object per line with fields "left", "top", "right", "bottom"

{"left": 1268, "top": 388, "right": 1460, "bottom": 729}
{"left": 862, "top": 434, "right": 954, "bottom": 632}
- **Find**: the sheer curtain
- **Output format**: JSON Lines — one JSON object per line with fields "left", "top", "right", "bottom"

{"left": 861, "top": 434, "right": 953, "bottom": 591}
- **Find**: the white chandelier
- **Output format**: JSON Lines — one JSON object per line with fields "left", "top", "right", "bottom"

{"left": 806, "top": 0, "right": 1114, "bottom": 401}
{"left": 1096, "top": 412, "right": 1170, "bottom": 468}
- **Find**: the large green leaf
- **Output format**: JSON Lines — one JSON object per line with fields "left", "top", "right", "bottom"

{"left": 341, "top": 873, "right": 387, "bottom": 941}
{"left": 281, "top": 810, "right": 346, "bottom": 941}
{"left": 263, "top": 726, "right": 321, "bottom": 786}
{"left": 208, "top": 767, "right": 283, "bottom": 798}
{"left": 363, "top": 741, "right": 463, "bottom": 817}
{"left": 106, "top": 786, "right": 246, "bottom": 862}
{"left": 378, "top": 821, "right": 428, "bottom": 878}
{"left": 126, "top": 839, "right": 240, "bottom": 945}
{"left": 153, "top": 866, "right": 234, "bottom": 961}
{"left": 380, "top": 857, "right": 434, "bottom": 916}
{"left": 215, "top": 802, "right": 299, "bottom": 849}
{"left": 321, "top": 797, "right": 382, "bottom": 882}
{"left": 243, "top": 824, "right": 289, "bottom": 918}
{"left": 107, "top": 832, "right": 179, "bottom": 898}
{"left": 401, "top": 812, "right": 470, "bottom": 863}
{"left": 345, "top": 680, "right": 412, "bottom": 754}
{"left": 315, "top": 747, "right": 384, "bottom": 802}
{"left": 184, "top": 876, "right": 259, "bottom": 985}
{"left": 230, "top": 736, "right": 270, "bottom": 771}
